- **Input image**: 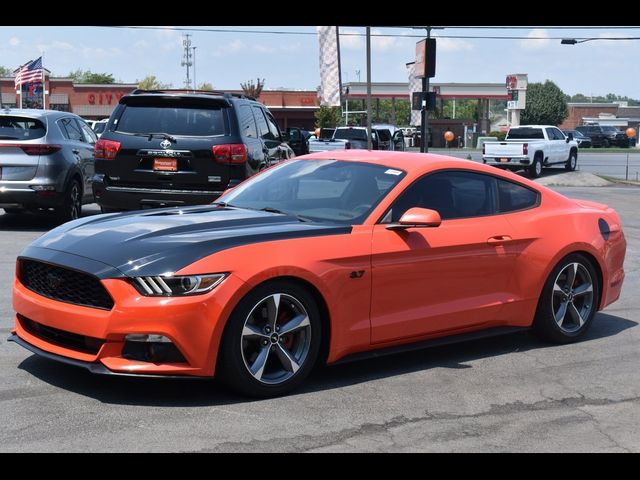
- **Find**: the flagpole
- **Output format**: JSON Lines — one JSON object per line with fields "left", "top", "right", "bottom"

{"left": 41, "top": 51, "right": 46, "bottom": 110}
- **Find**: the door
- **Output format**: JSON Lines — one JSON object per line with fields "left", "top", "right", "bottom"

{"left": 253, "top": 107, "right": 285, "bottom": 168}
{"left": 370, "top": 170, "right": 518, "bottom": 344}
{"left": 286, "top": 127, "right": 308, "bottom": 156}
{"left": 77, "top": 119, "right": 97, "bottom": 200}
{"left": 392, "top": 130, "right": 405, "bottom": 151}
{"left": 58, "top": 117, "right": 94, "bottom": 195}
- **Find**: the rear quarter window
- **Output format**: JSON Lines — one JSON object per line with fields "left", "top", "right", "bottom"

{"left": 498, "top": 179, "right": 539, "bottom": 212}
{"left": 0, "top": 116, "right": 46, "bottom": 140}
{"left": 115, "top": 105, "right": 228, "bottom": 136}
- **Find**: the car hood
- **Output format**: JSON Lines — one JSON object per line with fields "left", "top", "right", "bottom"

{"left": 21, "top": 206, "right": 352, "bottom": 278}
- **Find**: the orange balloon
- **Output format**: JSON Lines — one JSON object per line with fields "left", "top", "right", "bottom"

{"left": 444, "top": 131, "right": 455, "bottom": 142}
{"left": 626, "top": 127, "right": 637, "bottom": 139}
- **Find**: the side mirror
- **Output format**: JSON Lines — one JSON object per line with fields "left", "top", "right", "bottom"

{"left": 386, "top": 207, "right": 442, "bottom": 231}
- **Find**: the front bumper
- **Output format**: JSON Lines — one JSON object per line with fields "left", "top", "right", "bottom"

{"left": 11, "top": 272, "right": 247, "bottom": 377}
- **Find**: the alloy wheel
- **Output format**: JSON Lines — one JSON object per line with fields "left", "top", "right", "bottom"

{"left": 552, "top": 262, "right": 594, "bottom": 333}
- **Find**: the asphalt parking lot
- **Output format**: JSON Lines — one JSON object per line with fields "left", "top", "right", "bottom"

{"left": 0, "top": 181, "right": 638, "bottom": 452}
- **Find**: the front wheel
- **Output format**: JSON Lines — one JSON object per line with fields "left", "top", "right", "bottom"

{"left": 565, "top": 150, "right": 577, "bottom": 171}
{"left": 533, "top": 254, "right": 599, "bottom": 344}
{"left": 218, "top": 280, "right": 322, "bottom": 397}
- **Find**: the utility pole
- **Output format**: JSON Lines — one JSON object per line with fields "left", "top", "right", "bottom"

{"left": 365, "top": 28, "right": 372, "bottom": 150}
{"left": 192, "top": 46, "right": 197, "bottom": 90}
{"left": 421, "top": 27, "right": 432, "bottom": 153}
{"left": 181, "top": 34, "right": 193, "bottom": 89}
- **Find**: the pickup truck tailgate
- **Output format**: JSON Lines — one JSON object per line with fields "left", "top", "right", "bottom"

{"left": 484, "top": 142, "right": 525, "bottom": 157}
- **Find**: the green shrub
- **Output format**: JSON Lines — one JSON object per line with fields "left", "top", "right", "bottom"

{"left": 488, "top": 131, "right": 507, "bottom": 141}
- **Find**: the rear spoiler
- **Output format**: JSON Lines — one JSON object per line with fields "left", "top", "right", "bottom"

{"left": 120, "top": 94, "right": 232, "bottom": 108}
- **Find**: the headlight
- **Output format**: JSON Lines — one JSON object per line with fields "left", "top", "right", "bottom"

{"left": 131, "top": 273, "right": 227, "bottom": 296}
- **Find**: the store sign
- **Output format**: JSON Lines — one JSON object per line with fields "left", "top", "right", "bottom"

{"left": 88, "top": 92, "right": 125, "bottom": 105}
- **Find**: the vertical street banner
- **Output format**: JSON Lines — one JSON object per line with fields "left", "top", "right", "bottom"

{"left": 406, "top": 62, "right": 422, "bottom": 126}
{"left": 317, "top": 26, "right": 341, "bottom": 107}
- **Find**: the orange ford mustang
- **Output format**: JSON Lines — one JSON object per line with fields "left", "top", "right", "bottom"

{"left": 9, "top": 151, "right": 626, "bottom": 397}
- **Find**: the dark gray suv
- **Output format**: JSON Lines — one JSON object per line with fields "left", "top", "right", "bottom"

{"left": 0, "top": 109, "right": 96, "bottom": 222}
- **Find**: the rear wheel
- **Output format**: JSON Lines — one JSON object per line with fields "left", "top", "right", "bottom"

{"left": 218, "top": 280, "right": 322, "bottom": 397}
{"left": 533, "top": 253, "right": 599, "bottom": 343}
{"left": 55, "top": 179, "right": 82, "bottom": 224}
{"left": 527, "top": 155, "right": 543, "bottom": 178}
{"left": 565, "top": 150, "right": 578, "bottom": 171}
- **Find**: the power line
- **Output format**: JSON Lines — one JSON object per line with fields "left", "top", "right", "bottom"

{"left": 91, "top": 26, "right": 640, "bottom": 41}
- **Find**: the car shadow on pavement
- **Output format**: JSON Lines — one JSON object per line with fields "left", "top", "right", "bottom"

{"left": 0, "top": 207, "right": 101, "bottom": 232}
{"left": 16, "top": 312, "right": 636, "bottom": 406}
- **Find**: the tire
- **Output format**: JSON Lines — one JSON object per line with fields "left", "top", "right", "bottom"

{"left": 565, "top": 150, "right": 578, "bottom": 171}
{"left": 55, "top": 178, "right": 82, "bottom": 224}
{"left": 527, "top": 155, "right": 543, "bottom": 178}
{"left": 218, "top": 280, "right": 322, "bottom": 397}
{"left": 532, "top": 253, "right": 600, "bottom": 344}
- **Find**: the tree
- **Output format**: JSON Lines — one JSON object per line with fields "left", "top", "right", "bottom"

{"left": 137, "top": 75, "right": 171, "bottom": 90}
{"left": 198, "top": 82, "right": 214, "bottom": 91}
{"left": 241, "top": 78, "right": 265, "bottom": 98}
{"left": 521, "top": 80, "right": 568, "bottom": 126}
{"left": 0, "top": 66, "right": 12, "bottom": 77}
{"left": 68, "top": 69, "right": 114, "bottom": 84}
{"left": 315, "top": 105, "right": 342, "bottom": 128}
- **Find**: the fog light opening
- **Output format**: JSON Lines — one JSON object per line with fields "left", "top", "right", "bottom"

{"left": 123, "top": 335, "right": 186, "bottom": 363}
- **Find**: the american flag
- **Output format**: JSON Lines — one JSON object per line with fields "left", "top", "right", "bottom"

{"left": 14, "top": 57, "right": 44, "bottom": 89}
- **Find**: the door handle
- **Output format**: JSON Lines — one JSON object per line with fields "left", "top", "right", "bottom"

{"left": 487, "top": 235, "right": 513, "bottom": 245}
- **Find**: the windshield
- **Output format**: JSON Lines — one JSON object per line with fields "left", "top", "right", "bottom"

{"left": 220, "top": 159, "right": 406, "bottom": 224}
{"left": 506, "top": 128, "right": 544, "bottom": 139}
{"left": 93, "top": 122, "right": 107, "bottom": 134}
{"left": 115, "top": 105, "right": 227, "bottom": 136}
{"left": 0, "top": 116, "right": 46, "bottom": 140}
{"left": 601, "top": 126, "right": 619, "bottom": 133}
{"left": 334, "top": 128, "right": 367, "bottom": 141}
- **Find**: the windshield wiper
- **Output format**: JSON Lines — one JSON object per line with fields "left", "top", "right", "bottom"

{"left": 145, "top": 132, "right": 177, "bottom": 142}
{"left": 260, "top": 207, "right": 310, "bottom": 222}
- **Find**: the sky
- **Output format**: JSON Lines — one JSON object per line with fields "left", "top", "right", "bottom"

{"left": 1, "top": 26, "right": 639, "bottom": 99}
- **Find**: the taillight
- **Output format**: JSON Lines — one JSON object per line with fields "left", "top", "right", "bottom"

{"left": 0, "top": 143, "right": 61, "bottom": 155}
{"left": 523, "top": 143, "right": 528, "bottom": 155}
{"left": 212, "top": 144, "right": 247, "bottom": 164}
{"left": 94, "top": 139, "right": 121, "bottom": 159}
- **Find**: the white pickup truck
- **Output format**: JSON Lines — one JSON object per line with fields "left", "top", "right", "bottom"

{"left": 482, "top": 125, "right": 579, "bottom": 178}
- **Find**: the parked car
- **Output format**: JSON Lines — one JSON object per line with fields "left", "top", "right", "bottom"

{"left": 575, "top": 125, "right": 628, "bottom": 148}
{"left": 0, "top": 109, "right": 96, "bottom": 222}
{"left": 92, "top": 89, "right": 295, "bottom": 212}
{"left": 562, "top": 129, "right": 592, "bottom": 148}
{"left": 9, "top": 151, "right": 626, "bottom": 397}
{"left": 482, "top": 125, "right": 578, "bottom": 178}
{"left": 309, "top": 126, "right": 404, "bottom": 153}
{"left": 92, "top": 119, "right": 109, "bottom": 138}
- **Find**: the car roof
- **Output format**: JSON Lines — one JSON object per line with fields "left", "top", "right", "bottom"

{"left": 0, "top": 108, "right": 72, "bottom": 119}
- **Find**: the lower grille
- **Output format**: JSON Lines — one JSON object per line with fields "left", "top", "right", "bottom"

{"left": 19, "top": 259, "right": 114, "bottom": 310}
{"left": 19, "top": 315, "right": 105, "bottom": 355}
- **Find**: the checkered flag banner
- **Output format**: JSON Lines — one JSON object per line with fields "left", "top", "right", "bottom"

{"left": 407, "top": 62, "right": 421, "bottom": 126}
{"left": 317, "top": 26, "right": 341, "bottom": 107}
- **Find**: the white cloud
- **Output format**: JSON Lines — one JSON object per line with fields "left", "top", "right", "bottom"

{"left": 519, "top": 29, "right": 551, "bottom": 50}
{"left": 436, "top": 37, "right": 474, "bottom": 52}
{"left": 371, "top": 29, "right": 398, "bottom": 52}
{"left": 9, "top": 36, "right": 20, "bottom": 47}
{"left": 134, "top": 40, "right": 151, "bottom": 49}
{"left": 255, "top": 44, "right": 276, "bottom": 54}
{"left": 280, "top": 42, "right": 302, "bottom": 53}
{"left": 36, "top": 40, "right": 74, "bottom": 52}
{"left": 339, "top": 29, "right": 363, "bottom": 50}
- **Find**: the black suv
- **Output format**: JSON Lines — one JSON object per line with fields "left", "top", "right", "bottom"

{"left": 92, "top": 90, "right": 296, "bottom": 211}
{"left": 575, "top": 125, "right": 629, "bottom": 148}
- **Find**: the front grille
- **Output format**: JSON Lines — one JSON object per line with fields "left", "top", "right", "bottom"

{"left": 19, "top": 259, "right": 114, "bottom": 310}
{"left": 19, "top": 315, "right": 105, "bottom": 355}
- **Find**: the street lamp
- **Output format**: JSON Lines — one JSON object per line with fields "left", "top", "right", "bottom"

{"left": 561, "top": 37, "right": 640, "bottom": 45}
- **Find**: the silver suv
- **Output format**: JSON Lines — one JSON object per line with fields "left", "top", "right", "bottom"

{"left": 0, "top": 109, "right": 96, "bottom": 222}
